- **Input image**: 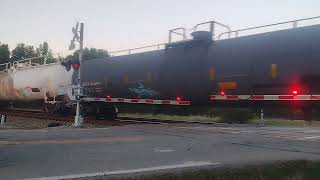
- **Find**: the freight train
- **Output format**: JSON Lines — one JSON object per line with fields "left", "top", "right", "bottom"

{"left": 1, "top": 16, "right": 320, "bottom": 119}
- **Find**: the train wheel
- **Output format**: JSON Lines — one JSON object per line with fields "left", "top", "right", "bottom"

{"left": 43, "top": 103, "right": 55, "bottom": 114}
{"left": 43, "top": 102, "right": 71, "bottom": 116}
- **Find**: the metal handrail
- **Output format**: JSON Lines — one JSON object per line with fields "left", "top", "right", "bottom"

{"left": 110, "top": 43, "right": 166, "bottom": 56}
{"left": 168, "top": 28, "right": 187, "bottom": 43}
{"left": 109, "top": 21, "right": 231, "bottom": 56}
{"left": 0, "top": 62, "right": 11, "bottom": 72}
{"left": 217, "top": 16, "right": 320, "bottom": 40}
{"left": 106, "top": 16, "right": 320, "bottom": 58}
{"left": 193, "top": 20, "right": 231, "bottom": 37}
{"left": 0, "top": 54, "right": 62, "bottom": 72}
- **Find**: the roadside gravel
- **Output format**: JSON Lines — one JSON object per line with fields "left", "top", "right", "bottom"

{"left": 0, "top": 116, "right": 107, "bottom": 129}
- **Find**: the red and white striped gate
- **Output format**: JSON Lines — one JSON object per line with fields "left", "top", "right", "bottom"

{"left": 210, "top": 95, "right": 320, "bottom": 101}
{"left": 83, "top": 97, "right": 190, "bottom": 106}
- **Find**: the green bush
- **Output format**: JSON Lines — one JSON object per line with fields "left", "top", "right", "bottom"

{"left": 215, "top": 108, "right": 254, "bottom": 124}
{"left": 206, "top": 108, "right": 216, "bottom": 118}
{"left": 265, "top": 107, "right": 305, "bottom": 119}
{"left": 47, "top": 122, "right": 61, "bottom": 127}
{"left": 117, "top": 104, "right": 212, "bottom": 116}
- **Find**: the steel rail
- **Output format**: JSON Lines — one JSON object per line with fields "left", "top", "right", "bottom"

{"left": 0, "top": 109, "right": 218, "bottom": 126}
{"left": 0, "top": 109, "right": 131, "bottom": 126}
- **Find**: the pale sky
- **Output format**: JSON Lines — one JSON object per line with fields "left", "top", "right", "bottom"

{"left": 0, "top": 0, "right": 319, "bottom": 56}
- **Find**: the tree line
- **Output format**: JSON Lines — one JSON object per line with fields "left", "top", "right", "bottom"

{"left": 0, "top": 42, "right": 52, "bottom": 64}
{"left": 0, "top": 41, "right": 110, "bottom": 65}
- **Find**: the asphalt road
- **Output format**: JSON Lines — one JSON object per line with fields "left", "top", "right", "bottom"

{"left": 1, "top": 123, "right": 320, "bottom": 179}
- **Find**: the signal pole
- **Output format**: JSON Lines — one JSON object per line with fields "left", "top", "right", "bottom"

{"left": 70, "top": 22, "right": 84, "bottom": 127}
{"left": 75, "top": 23, "right": 84, "bottom": 127}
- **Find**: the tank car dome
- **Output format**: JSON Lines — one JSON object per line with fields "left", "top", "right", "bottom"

{"left": 191, "top": 31, "right": 212, "bottom": 41}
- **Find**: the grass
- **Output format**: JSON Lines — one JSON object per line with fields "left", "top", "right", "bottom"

{"left": 119, "top": 113, "right": 320, "bottom": 128}
{"left": 47, "top": 122, "right": 62, "bottom": 127}
{"left": 110, "top": 160, "right": 320, "bottom": 180}
{"left": 119, "top": 113, "right": 219, "bottom": 123}
{"left": 249, "top": 118, "right": 320, "bottom": 127}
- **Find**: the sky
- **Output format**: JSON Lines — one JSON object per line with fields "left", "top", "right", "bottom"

{"left": 0, "top": 0, "right": 319, "bottom": 56}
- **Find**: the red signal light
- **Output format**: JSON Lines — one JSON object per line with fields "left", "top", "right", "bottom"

{"left": 291, "top": 86, "right": 300, "bottom": 96}
{"left": 292, "top": 90, "right": 298, "bottom": 95}
{"left": 71, "top": 59, "right": 80, "bottom": 70}
{"left": 106, "top": 95, "right": 112, "bottom": 101}
{"left": 176, "top": 97, "right": 181, "bottom": 102}
{"left": 220, "top": 90, "right": 225, "bottom": 96}
{"left": 72, "top": 63, "right": 80, "bottom": 70}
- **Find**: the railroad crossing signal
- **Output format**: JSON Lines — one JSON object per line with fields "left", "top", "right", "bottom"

{"left": 69, "top": 22, "right": 84, "bottom": 127}
{"left": 69, "top": 22, "right": 80, "bottom": 50}
{"left": 72, "top": 86, "right": 83, "bottom": 96}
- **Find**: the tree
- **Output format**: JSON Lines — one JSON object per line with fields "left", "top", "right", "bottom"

{"left": 25, "top": 45, "right": 36, "bottom": 58}
{"left": 65, "top": 47, "right": 109, "bottom": 62}
{"left": 36, "top": 42, "right": 54, "bottom": 63}
{"left": 11, "top": 42, "right": 55, "bottom": 64}
{"left": 11, "top": 43, "right": 37, "bottom": 62}
{"left": 0, "top": 43, "right": 10, "bottom": 64}
{"left": 36, "top": 42, "right": 49, "bottom": 56}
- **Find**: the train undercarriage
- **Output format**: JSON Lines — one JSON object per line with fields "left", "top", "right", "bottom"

{"left": 0, "top": 99, "right": 119, "bottom": 121}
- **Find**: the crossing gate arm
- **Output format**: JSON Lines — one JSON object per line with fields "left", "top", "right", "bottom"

{"left": 210, "top": 95, "right": 320, "bottom": 101}
{"left": 83, "top": 97, "right": 190, "bottom": 106}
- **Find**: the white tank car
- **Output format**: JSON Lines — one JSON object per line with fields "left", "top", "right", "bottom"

{"left": 0, "top": 58, "right": 74, "bottom": 102}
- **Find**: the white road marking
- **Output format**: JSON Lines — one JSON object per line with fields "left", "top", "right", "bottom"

{"left": 0, "top": 140, "right": 9, "bottom": 144}
{"left": 22, "top": 161, "right": 219, "bottom": 180}
{"left": 120, "top": 119, "right": 168, "bottom": 124}
{"left": 178, "top": 126, "right": 189, "bottom": 129}
{"left": 154, "top": 148, "right": 176, "bottom": 153}
{"left": 304, "top": 130, "right": 320, "bottom": 133}
{"left": 191, "top": 126, "right": 241, "bottom": 133}
{"left": 0, "top": 127, "right": 111, "bottom": 133}
{"left": 237, "top": 130, "right": 254, "bottom": 133}
{"left": 298, "top": 135, "right": 320, "bottom": 140}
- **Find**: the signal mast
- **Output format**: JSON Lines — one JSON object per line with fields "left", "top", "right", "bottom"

{"left": 69, "top": 22, "right": 84, "bottom": 127}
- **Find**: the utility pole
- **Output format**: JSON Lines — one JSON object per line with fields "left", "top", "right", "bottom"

{"left": 69, "top": 22, "right": 84, "bottom": 127}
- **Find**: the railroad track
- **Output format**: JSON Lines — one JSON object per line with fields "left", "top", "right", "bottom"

{"left": 0, "top": 109, "right": 217, "bottom": 126}
{"left": 118, "top": 116, "right": 214, "bottom": 124}
{"left": 0, "top": 109, "right": 134, "bottom": 126}
{"left": 0, "top": 109, "right": 187, "bottom": 126}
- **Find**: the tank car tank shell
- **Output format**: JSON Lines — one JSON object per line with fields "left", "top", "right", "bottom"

{"left": 0, "top": 63, "right": 73, "bottom": 101}
{"left": 81, "top": 24, "right": 320, "bottom": 105}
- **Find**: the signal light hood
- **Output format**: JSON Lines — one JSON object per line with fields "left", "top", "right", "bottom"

{"left": 61, "top": 61, "right": 71, "bottom": 71}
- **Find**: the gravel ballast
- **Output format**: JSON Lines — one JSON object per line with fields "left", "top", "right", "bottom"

{"left": 0, "top": 116, "right": 109, "bottom": 129}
